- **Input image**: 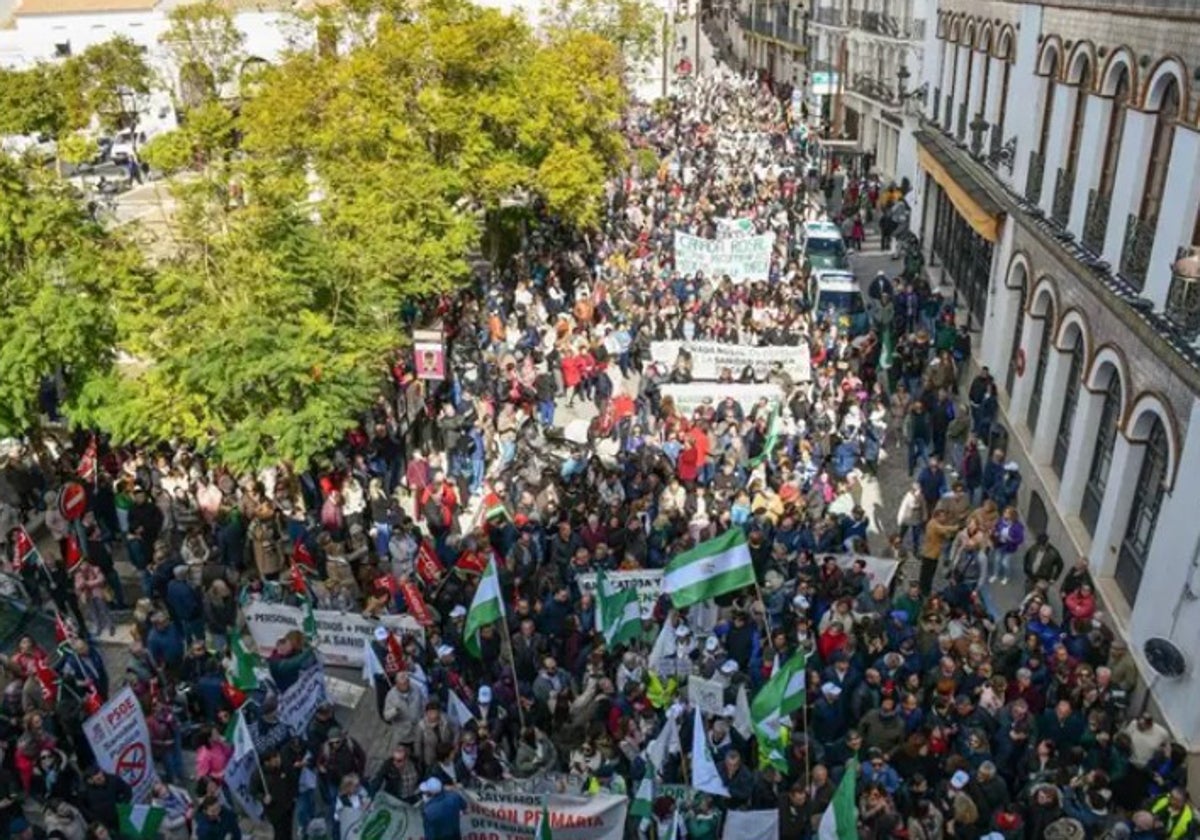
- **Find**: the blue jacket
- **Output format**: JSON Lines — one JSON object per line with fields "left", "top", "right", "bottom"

{"left": 147, "top": 623, "right": 184, "bottom": 670}
{"left": 166, "top": 578, "right": 202, "bottom": 622}
{"left": 423, "top": 791, "right": 467, "bottom": 840}
{"left": 196, "top": 806, "right": 242, "bottom": 840}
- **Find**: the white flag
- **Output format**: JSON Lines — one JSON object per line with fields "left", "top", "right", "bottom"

{"left": 645, "top": 713, "right": 681, "bottom": 771}
{"left": 362, "top": 637, "right": 385, "bottom": 682}
{"left": 733, "top": 685, "right": 753, "bottom": 740}
{"left": 230, "top": 710, "right": 256, "bottom": 761}
{"left": 691, "top": 706, "right": 730, "bottom": 798}
{"left": 648, "top": 618, "right": 677, "bottom": 674}
{"left": 723, "top": 810, "right": 779, "bottom": 840}
{"left": 447, "top": 691, "right": 475, "bottom": 730}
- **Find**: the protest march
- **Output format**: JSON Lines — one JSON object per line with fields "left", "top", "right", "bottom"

{"left": 0, "top": 42, "right": 1168, "bottom": 840}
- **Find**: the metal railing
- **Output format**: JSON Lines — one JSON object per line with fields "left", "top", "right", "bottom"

{"left": 1025, "top": 151, "right": 1045, "bottom": 204}
{"left": 849, "top": 72, "right": 899, "bottom": 106}
{"left": 988, "top": 127, "right": 1003, "bottom": 169}
{"left": 1051, "top": 168, "right": 1075, "bottom": 227}
{"left": 857, "top": 11, "right": 924, "bottom": 39}
{"left": 1167, "top": 246, "right": 1200, "bottom": 340}
{"left": 1120, "top": 213, "right": 1156, "bottom": 290}
{"left": 811, "top": 6, "right": 846, "bottom": 26}
{"left": 1082, "top": 188, "right": 1110, "bottom": 253}
{"left": 742, "top": 15, "right": 806, "bottom": 46}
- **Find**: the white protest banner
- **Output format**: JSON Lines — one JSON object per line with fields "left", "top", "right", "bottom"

{"left": 674, "top": 231, "right": 775, "bottom": 282}
{"left": 343, "top": 793, "right": 426, "bottom": 840}
{"left": 722, "top": 809, "right": 779, "bottom": 840}
{"left": 278, "top": 660, "right": 329, "bottom": 734}
{"left": 83, "top": 686, "right": 159, "bottom": 802}
{"left": 650, "top": 340, "right": 811, "bottom": 382}
{"left": 575, "top": 570, "right": 663, "bottom": 619}
{"left": 660, "top": 383, "right": 783, "bottom": 415}
{"left": 847, "top": 555, "right": 900, "bottom": 589}
{"left": 460, "top": 790, "right": 627, "bottom": 840}
{"left": 687, "top": 675, "right": 726, "bottom": 716}
{"left": 224, "top": 712, "right": 264, "bottom": 821}
{"left": 242, "top": 601, "right": 424, "bottom": 666}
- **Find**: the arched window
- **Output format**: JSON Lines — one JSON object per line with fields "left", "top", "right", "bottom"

{"left": 1026, "top": 299, "right": 1055, "bottom": 433}
{"left": 1115, "top": 418, "right": 1169, "bottom": 603}
{"left": 1140, "top": 77, "right": 1180, "bottom": 224}
{"left": 1080, "top": 373, "right": 1121, "bottom": 535}
{"left": 1064, "top": 58, "right": 1091, "bottom": 175}
{"left": 1038, "top": 53, "right": 1060, "bottom": 154}
{"left": 1052, "top": 334, "right": 1084, "bottom": 477}
{"left": 1005, "top": 281, "right": 1027, "bottom": 396}
{"left": 1097, "top": 67, "right": 1130, "bottom": 198}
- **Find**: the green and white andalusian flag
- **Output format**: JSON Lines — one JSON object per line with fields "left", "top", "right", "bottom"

{"left": 819, "top": 759, "right": 860, "bottom": 840}
{"left": 748, "top": 403, "right": 781, "bottom": 468}
{"left": 630, "top": 768, "right": 655, "bottom": 819}
{"left": 751, "top": 651, "right": 806, "bottom": 767}
{"left": 664, "top": 529, "right": 756, "bottom": 609}
{"left": 117, "top": 804, "right": 165, "bottom": 840}
{"left": 595, "top": 568, "right": 642, "bottom": 647}
{"left": 464, "top": 557, "right": 505, "bottom": 658}
{"left": 230, "top": 631, "right": 261, "bottom": 691}
{"left": 535, "top": 803, "right": 553, "bottom": 840}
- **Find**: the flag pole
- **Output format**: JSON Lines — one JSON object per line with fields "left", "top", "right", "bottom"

{"left": 497, "top": 612, "right": 527, "bottom": 730}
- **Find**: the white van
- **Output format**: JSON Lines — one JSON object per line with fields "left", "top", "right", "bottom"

{"left": 811, "top": 269, "right": 867, "bottom": 333}
{"left": 799, "top": 220, "right": 850, "bottom": 270}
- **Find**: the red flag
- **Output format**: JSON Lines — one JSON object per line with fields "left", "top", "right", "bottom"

{"left": 293, "top": 539, "right": 317, "bottom": 574}
{"left": 55, "top": 613, "right": 75, "bottom": 645}
{"left": 77, "top": 436, "right": 98, "bottom": 484}
{"left": 221, "top": 681, "right": 247, "bottom": 710}
{"left": 290, "top": 563, "right": 308, "bottom": 596}
{"left": 12, "top": 527, "right": 41, "bottom": 572}
{"left": 35, "top": 661, "right": 58, "bottom": 704}
{"left": 377, "top": 573, "right": 400, "bottom": 597}
{"left": 64, "top": 535, "right": 84, "bottom": 574}
{"left": 82, "top": 682, "right": 103, "bottom": 716}
{"left": 415, "top": 541, "right": 443, "bottom": 585}
{"left": 384, "top": 631, "right": 407, "bottom": 677}
{"left": 456, "top": 549, "right": 488, "bottom": 576}
{"left": 399, "top": 579, "right": 434, "bottom": 626}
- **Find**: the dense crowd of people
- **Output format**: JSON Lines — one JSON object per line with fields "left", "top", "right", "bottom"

{"left": 0, "top": 59, "right": 1189, "bottom": 840}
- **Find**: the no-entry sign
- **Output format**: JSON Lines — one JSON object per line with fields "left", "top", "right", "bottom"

{"left": 58, "top": 481, "right": 87, "bottom": 521}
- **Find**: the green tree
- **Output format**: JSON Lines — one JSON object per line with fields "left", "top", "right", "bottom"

{"left": 159, "top": 0, "right": 246, "bottom": 108}
{"left": 0, "top": 158, "right": 141, "bottom": 433}
{"left": 76, "top": 0, "right": 631, "bottom": 470}
{"left": 548, "top": 0, "right": 663, "bottom": 66}
{"left": 0, "top": 65, "right": 67, "bottom": 140}
{"left": 60, "top": 36, "right": 154, "bottom": 131}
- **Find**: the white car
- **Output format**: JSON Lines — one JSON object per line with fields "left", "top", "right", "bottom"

{"left": 799, "top": 219, "right": 850, "bottom": 270}
{"left": 811, "top": 269, "right": 866, "bottom": 331}
{"left": 110, "top": 129, "right": 150, "bottom": 163}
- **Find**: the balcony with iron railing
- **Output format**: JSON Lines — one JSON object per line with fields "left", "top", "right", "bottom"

{"left": 1168, "top": 247, "right": 1200, "bottom": 341}
{"left": 1051, "top": 168, "right": 1074, "bottom": 228}
{"left": 855, "top": 11, "right": 926, "bottom": 40}
{"left": 1025, "top": 151, "right": 1045, "bottom": 205}
{"left": 811, "top": 6, "right": 847, "bottom": 27}
{"left": 1082, "top": 189, "right": 1110, "bottom": 253}
{"left": 848, "top": 72, "right": 899, "bottom": 107}
{"left": 1119, "top": 213, "right": 1157, "bottom": 290}
{"left": 743, "top": 14, "right": 806, "bottom": 46}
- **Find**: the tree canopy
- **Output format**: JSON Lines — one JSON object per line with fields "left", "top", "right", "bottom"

{"left": 9, "top": 0, "right": 632, "bottom": 470}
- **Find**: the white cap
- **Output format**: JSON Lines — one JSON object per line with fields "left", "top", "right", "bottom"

{"left": 674, "top": 625, "right": 692, "bottom": 638}
{"left": 436, "top": 644, "right": 454, "bottom": 659}
{"left": 950, "top": 770, "right": 970, "bottom": 789}
{"left": 704, "top": 637, "right": 719, "bottom": 653}
{"left": 450, "top": 605, "right": 468, "bottom": 618}
{"left": 373, "top": 627, "right": 388, "bottom": 642}
{"left": 720, "top": 660, "right": 738, "bottom": 675}
{"left": 1004, "top": 461, "right": 1020, "bottom": 472}
{"left": 821, "top": 682, "right": 842, "bottom": 697}
{"left": 478, "top": 686, "right": 492, "bottom": 704}
{"left": 419, "top": 778, "right": 444, "bottom": 795}
{"left": 792, "top": 594, "right": 810, "bottom": 610}
{"left": 721, "top": 704, "right": 737, "bottom": 718}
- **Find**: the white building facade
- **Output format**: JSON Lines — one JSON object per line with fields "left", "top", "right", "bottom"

{"left": 916, "top": 0, "right": 1200, "bottom": 791}
{"left": 804, "top": 0, "right": 931, "bottom": 185}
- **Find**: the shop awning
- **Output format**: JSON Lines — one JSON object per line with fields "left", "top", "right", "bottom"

{"left": 916, "top": 130, "right": 1005, "bottom": 243}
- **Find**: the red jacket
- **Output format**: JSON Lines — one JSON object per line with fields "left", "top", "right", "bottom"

{"left": 561, "top": 355, "right": 582, "bottom": 387}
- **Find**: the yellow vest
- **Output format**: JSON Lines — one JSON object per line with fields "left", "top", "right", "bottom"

{"left": 1153, "top": 797, "right": 1195, "bottom": 840}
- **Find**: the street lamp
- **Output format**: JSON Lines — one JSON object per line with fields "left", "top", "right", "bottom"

{"left": 896, "top": 65, "right": 927, "bottom": 102}
{"left": 1167, "top": 247, "right": 1200, "bottom": 340}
